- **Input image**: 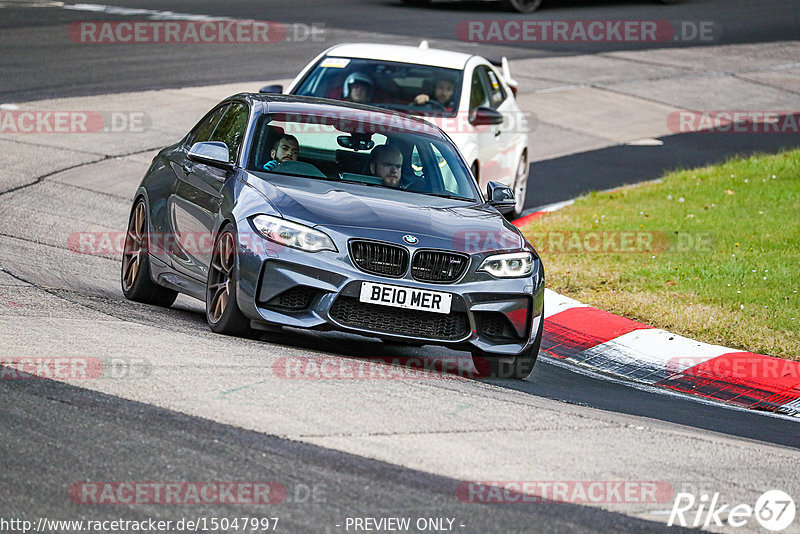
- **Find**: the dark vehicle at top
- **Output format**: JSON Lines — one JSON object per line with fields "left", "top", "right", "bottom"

{"left": 121, "top": 94, "right": 545, "bottom": 378}
{"left": 400, "top": 0, "right": 677, "bottom": 14}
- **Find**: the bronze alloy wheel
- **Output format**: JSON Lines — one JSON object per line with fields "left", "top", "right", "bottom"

{"left": 120, "top": 199, "right": 177, "bottom": 307}
{"left": 207, "top": 231, "right": 236, "bottom": 324}
{"left": 205, "top": 226, "right": 256, "bottom": 337}
{"left": 122, "top": 201, "right": 146, "bottom": 292}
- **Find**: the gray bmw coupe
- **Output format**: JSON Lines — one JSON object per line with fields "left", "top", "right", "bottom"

{"left": 122, "top": 94, "right": 544, "bottom": 378}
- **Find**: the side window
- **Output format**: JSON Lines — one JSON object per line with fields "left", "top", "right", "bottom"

{"left": 208, "top": 103, "right": 250, "bottom": 164}
{"left": 189, "top": 105, "right": 228, "bottom": 145}
{"left": 485, "top": 68, "right": 507, "bottom": 108}
{"left": 430, "top": 144, "right": 459, "bottom": 194}
{"left": 405, "top": 141, "right": 467, "bottom": 197}
{"left": 410, "top": 145, "right": 424, "bottom": 178}
{"left": 470, "top": 69, "right": 489, "bottom": 111}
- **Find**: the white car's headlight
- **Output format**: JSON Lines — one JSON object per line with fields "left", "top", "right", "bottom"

{"left": 478, "top": 251, "right": 534, "bottom": 278}
{"left": 252, "top": 214, "right": 337, "bottom": 253}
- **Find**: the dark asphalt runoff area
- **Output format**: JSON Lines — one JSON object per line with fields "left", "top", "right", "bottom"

{"left": 1, "top": 371, "right": 699, "bottom": 534}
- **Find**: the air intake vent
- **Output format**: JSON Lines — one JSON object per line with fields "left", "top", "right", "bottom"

{"left": 411, "top": 250, "right": 469, "bottom": 283}
{"left": 349, "top": 240, "right": 409, "bottom": 278}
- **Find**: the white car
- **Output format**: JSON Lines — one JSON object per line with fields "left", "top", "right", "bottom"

{"left": 270, "top": 42, "right": 531, "bottom": 218}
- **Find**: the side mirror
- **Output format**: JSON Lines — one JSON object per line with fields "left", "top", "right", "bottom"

{"left": 470, "top": 106, "right": 504, "bottom": 126}
{"left": 188, "top": 141, "right": 232, "bottom": 170}
{"left": 487, "top": 181, "right": 515, "bottom": 214}
{"left": 259, "top": 84, "right": 284, "bottom": 94}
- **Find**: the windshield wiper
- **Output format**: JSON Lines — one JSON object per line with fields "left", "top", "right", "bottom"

{"left": 423, "top": 193, "right": 476, "bottom": 201}
{"left": 339, "top": 179, "right": 386, "bottom": 187}
{"left": 338, "top": 180, "right": 475, "bottom": 200}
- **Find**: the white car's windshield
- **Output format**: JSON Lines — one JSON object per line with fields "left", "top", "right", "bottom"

{"left": 294, "top": 57, "right": 463, "bottom": 118}
{"left": 245, "top": 111, "right": 478, "bottom": 201}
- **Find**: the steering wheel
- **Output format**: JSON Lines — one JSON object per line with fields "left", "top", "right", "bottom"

{"left": 400, "top": 175, "right": 427, "bottom": 192}
{"left": 414, "top": 99, "right": 447, "bottom": 111}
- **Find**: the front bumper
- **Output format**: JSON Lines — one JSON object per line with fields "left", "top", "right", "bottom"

{"left": 234, "top": 221, "right": 544, "bottom": 357}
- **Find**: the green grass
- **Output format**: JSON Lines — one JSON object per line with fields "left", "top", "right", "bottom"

{"left": 520, "top": 149, "right": 800, "bottom": 360}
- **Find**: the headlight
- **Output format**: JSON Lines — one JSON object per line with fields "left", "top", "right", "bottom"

{"left": 251, "top": 214, "right": 337, "bottom": 253}
{"left": 478, "top": 251, "right": 534, "bottom": 278}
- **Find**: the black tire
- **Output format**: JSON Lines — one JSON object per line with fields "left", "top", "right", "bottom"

{"left": 503, "top": 0, "right": 544, "bottom": 14}
{"left": 121, "top": 199, "right": 178, "bottom": 307}
{"left": 473, "top": 310, "right": 544, "bottom": 379}
{"left": 510, "top": 151, "right": 529, "bottom": 220}
{"left": 206, "top": 224, "right": 257, "bottom": 337}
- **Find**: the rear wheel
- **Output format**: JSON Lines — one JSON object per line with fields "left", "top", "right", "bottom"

{"left": 206, "top": 225, "right": 256, "bottom": 337}
{"left": 121, "top": 199, "right": 178, "bottom": 307}
{"left": 503, "top": 0, "right": 544, "bottom": 14}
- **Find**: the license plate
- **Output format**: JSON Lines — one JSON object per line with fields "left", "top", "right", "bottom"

{"left": 359, "top": 282, "right": 452, "bottom": 315}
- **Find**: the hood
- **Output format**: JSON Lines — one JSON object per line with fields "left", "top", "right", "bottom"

{"left": 243, "top": 173, "right": 523, "bottom": 253}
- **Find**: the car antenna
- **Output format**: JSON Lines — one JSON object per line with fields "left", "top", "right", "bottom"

{"left": 419, "top": 40, "right": 429, "bottom": 49}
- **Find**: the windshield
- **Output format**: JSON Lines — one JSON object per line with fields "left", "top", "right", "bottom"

{"left": 245, "top": 111, "right": 478, "bottom": 201}
{"left": 293, "top": 57, "right": 463, "bottom": 118}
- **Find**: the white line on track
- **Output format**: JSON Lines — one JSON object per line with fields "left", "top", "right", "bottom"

{"left": 61, "top": 2, "right": 235, "bottom": 21}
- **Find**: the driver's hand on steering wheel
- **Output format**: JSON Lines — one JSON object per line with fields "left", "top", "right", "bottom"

{"left": 412, "top": 94, "right": 430, "bottom": 106}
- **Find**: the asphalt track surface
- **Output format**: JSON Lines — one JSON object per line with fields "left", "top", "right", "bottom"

{"left": 2, "top": 0, "right": 800, "bottom": 101}
{"left": 529, "top": 130, "right": 800, "bottom": 207}
{"left": 1, "top": 1, "right": 800, "bottom": 533}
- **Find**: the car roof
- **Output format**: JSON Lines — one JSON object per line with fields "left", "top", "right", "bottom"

{"left": 231, "top": 93, "right": 448, "bottom": 140}
{"left": 322, "top": 43, "right": 474, "bottom": 70}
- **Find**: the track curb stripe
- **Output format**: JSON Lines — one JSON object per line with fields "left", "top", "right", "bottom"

{"left": 515, "top": 215, "right": 800, "bottom": 418}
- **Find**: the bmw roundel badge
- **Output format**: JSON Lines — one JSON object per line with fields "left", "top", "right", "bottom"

{"left": 403, "top": 235, "right": 418, "bottom": 245}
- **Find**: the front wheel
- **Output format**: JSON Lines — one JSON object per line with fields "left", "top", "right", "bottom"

{"left": 206, "top": 224, "right": 257, "bottom": 338}
{"left": 510, "top": 151, "right": 529, "bottom": 219}
{"left": 503, "top": 0, "right": 544, "bottom": 14}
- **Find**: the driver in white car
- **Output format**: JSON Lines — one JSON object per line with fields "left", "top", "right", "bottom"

{"left": 412, "top": 77, "right": 456, "bottom": 111}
